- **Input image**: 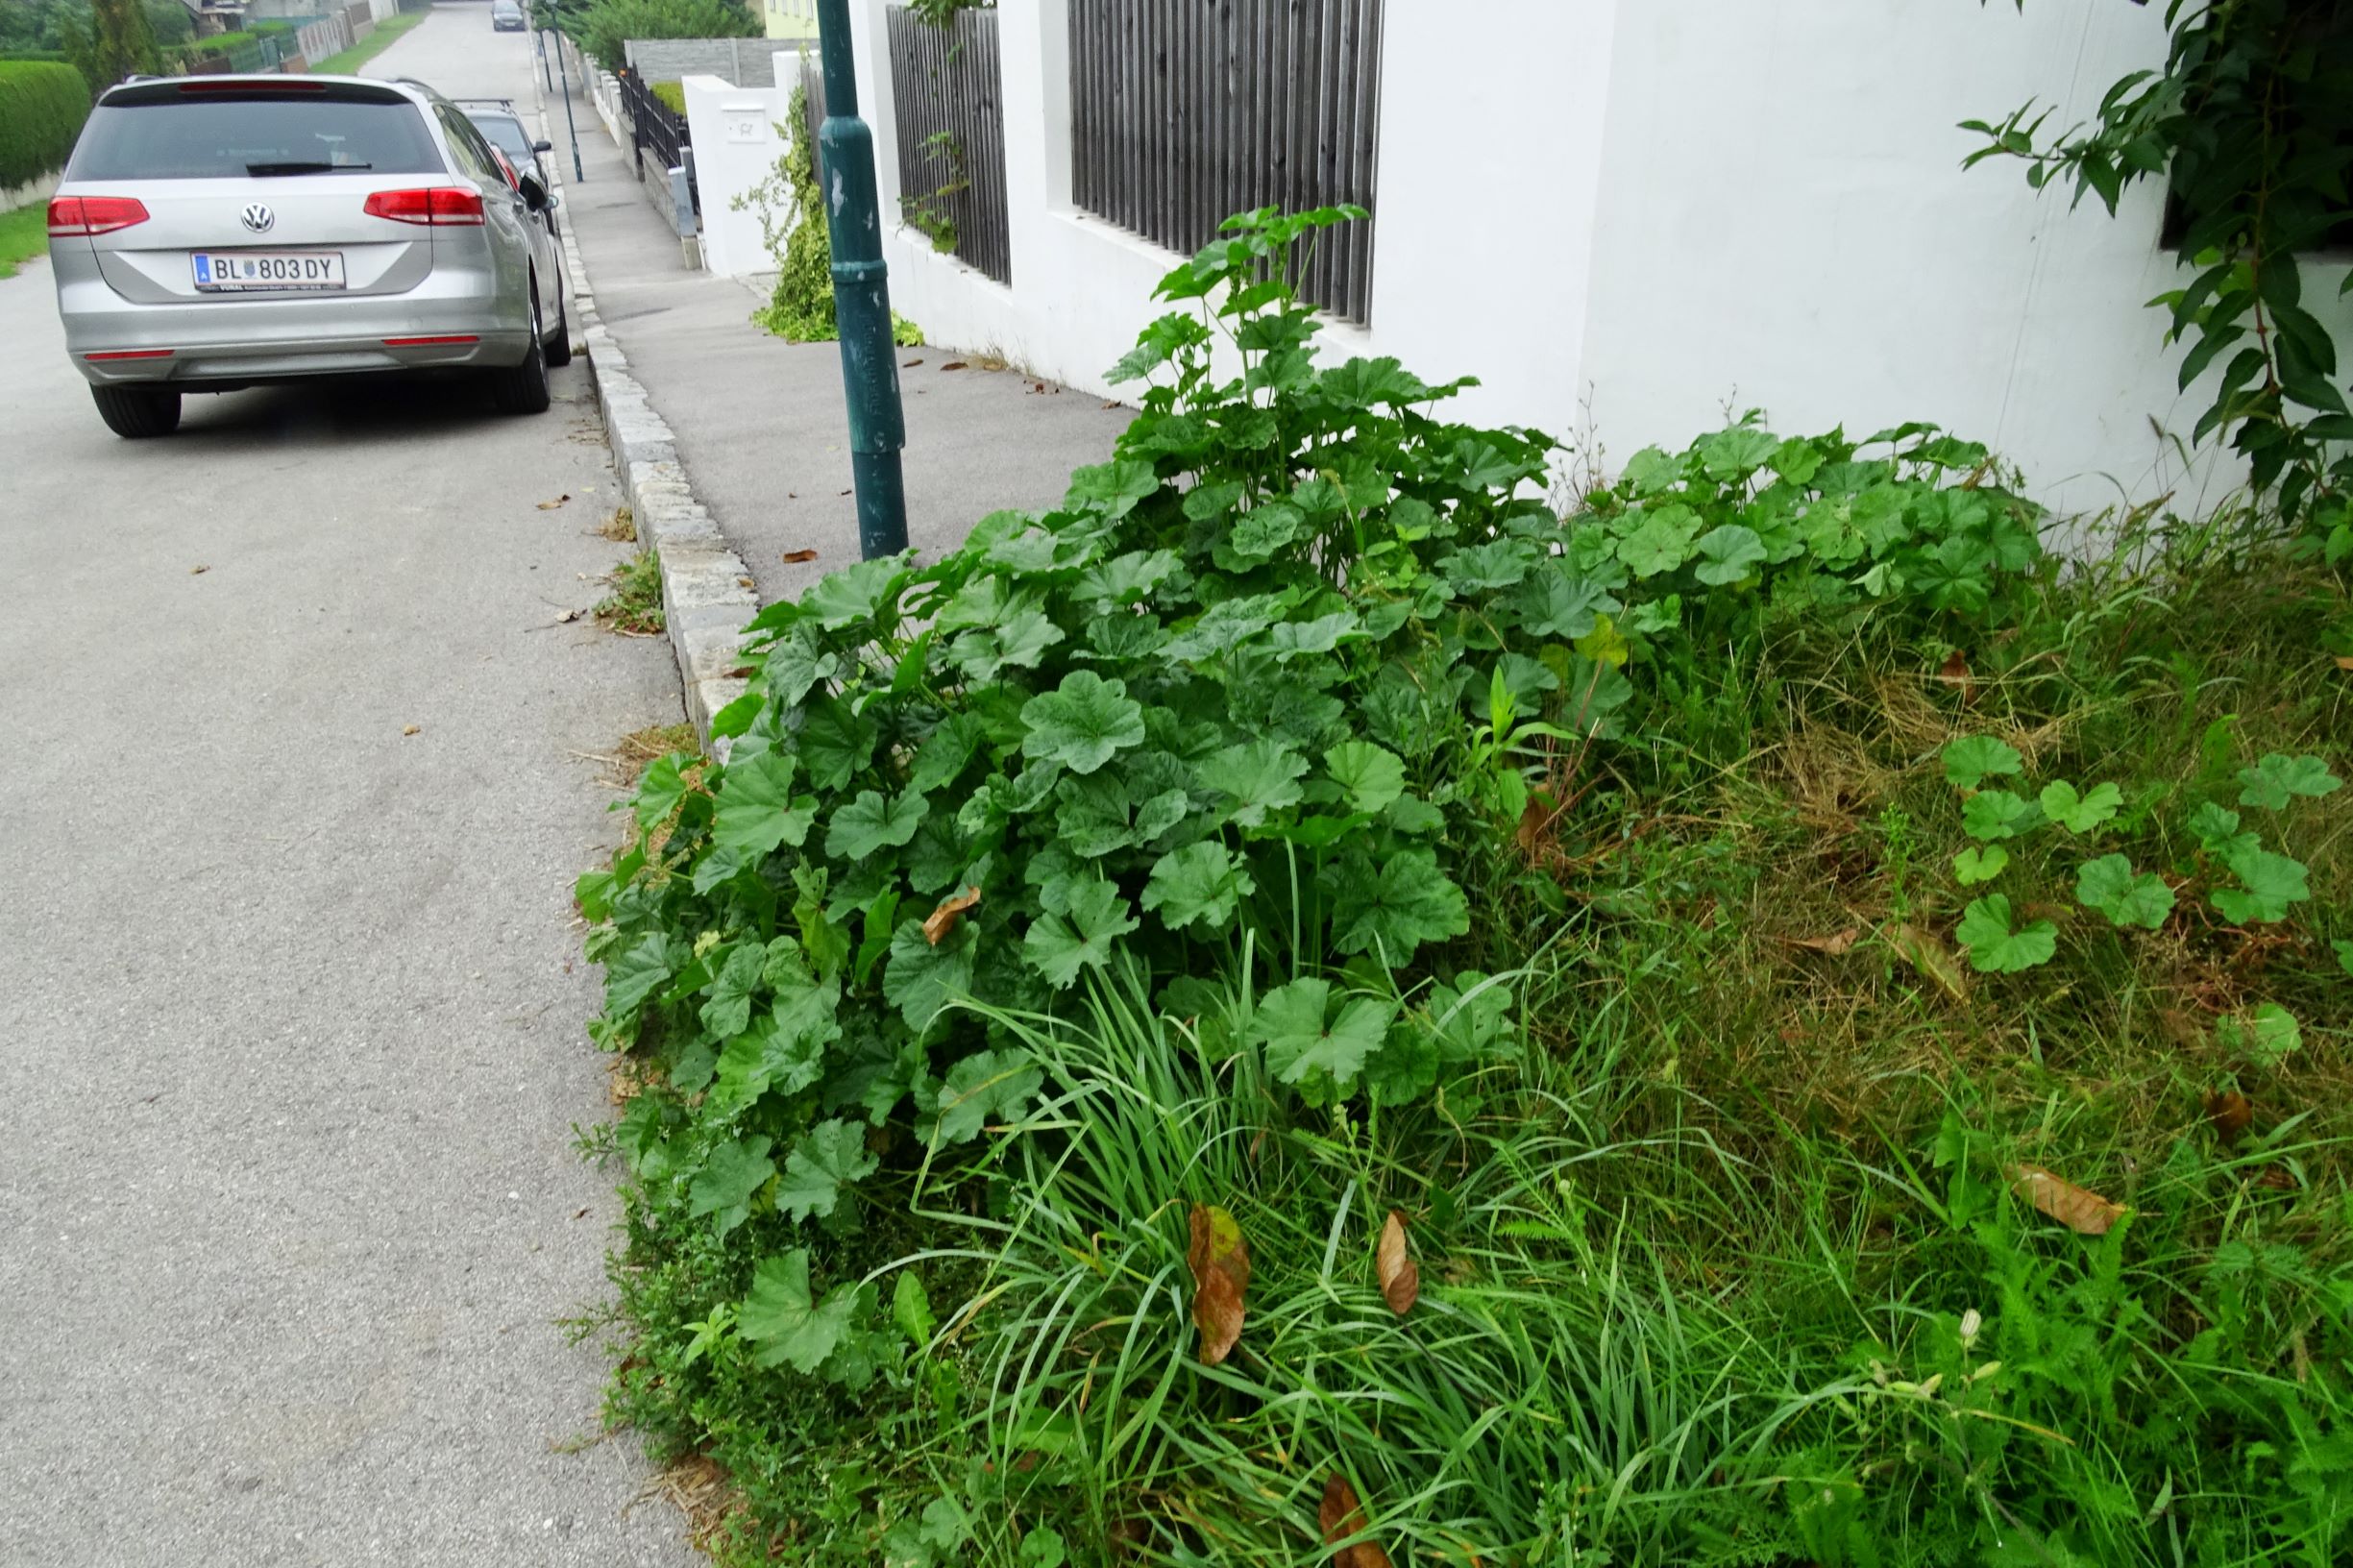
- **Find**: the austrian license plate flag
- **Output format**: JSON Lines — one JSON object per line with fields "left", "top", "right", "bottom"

{"left": 192, "top": 252, "right": 346, "bottom": 291}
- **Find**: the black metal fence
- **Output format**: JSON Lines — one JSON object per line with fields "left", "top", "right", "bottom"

{"left": 617, "top": 66, "right": 691, "bottom": 176}
{"left": 884, "top": 7, "right": 1013, "bottom": 286}
{"left": 1068, "top": 0, "right": 1384, "bottom": 324}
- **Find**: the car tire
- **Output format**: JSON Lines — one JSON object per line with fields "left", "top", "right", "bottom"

{"left": 544, "top": 286, "right": 574, "bottom": 368}
{"left": 90, "top": 384, "right": 182, "bottom": 439}
{"left": 489, "top": 292, "right": 551, "bottom": 415}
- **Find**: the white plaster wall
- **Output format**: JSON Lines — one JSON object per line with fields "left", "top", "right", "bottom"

{"left": 737, "top": 1, "right": 2352, "bottom": 510}
{"left": 682, "top": 72, "right": 794, "bottom": 277}
{"left": 843, "top": 0, "right": 1605, "bottom": 414}
{"left": 1574, "top": 0, "right": 2349, "bottom": 511}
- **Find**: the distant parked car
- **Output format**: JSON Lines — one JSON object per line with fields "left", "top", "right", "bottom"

{"left": 48, "top": 74, "right": 571, "bottom": 438}
{"left": 491, "top": 0, "right": 527, "bottom": 30}
{"left": 458, "top": 98, "right": 554, "bottom": 206}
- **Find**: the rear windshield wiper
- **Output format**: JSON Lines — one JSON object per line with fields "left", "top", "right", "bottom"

{"left": 245, "top": 161, "right": 373, "bottom": 177}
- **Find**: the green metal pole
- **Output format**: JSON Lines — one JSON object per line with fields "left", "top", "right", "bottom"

{"left": 814, "top": 0, "right": 908, "bottom": 560}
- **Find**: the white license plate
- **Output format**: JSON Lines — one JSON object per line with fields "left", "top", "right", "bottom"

{"left": 192, "top": 251, "right": 346, "bottom": 292}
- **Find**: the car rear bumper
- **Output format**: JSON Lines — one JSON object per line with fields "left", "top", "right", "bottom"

{"left": 57, "top": 260, "right": 532, "bottom": 385}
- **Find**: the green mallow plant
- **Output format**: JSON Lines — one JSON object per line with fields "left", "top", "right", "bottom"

{"left": 1941, "top": 733, "right": 2339, "bottom": 977}
{"left": 576, "top": 207, "right": 2055, "bottom": 1393}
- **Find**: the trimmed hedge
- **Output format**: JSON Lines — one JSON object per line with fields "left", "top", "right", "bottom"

{"left": 0, "top": 61, "right": 91, "bottom": 190}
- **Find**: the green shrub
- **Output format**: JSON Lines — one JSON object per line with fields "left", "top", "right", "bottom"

{"left": 746, "top": 84, "right": 919, "bottom": 345}
{"left": 577, "top": 204, "right": 2046, "bottom": 1281}
{"left": 566, "top": 0, "right": 755, "bottom": 73}
{"left": 576, "top": 211, "right": 2348, "bottom": 1568}
{"left": 649, "top": 77, "right": 685, "bottom": 115}
{"left": 0, "top": 60, "right": 90, "bottom": 189}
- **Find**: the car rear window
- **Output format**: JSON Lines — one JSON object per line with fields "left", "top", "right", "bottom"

{"left": 67, "top": 93, "right": 445, "bottom": 181}
{"left": 467, "top": 113, "right": 532, "bottom": 164}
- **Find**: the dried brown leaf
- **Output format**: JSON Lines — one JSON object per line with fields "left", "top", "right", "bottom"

{"left": 188, "top": 564, "right": 210, "bottom": 575}
{"left": 1375, "top": 1210, "right": 1419, "bottom": 1315}
{"left": 1934, "top": 649, "right": 1978, "bottom": 706}
{"left": 2204, "top": 1089, "right": 2253, "bottom": 1142}
{"left": 1187, "top": 1203, "right": 1249, "bottom": 1365}
{"left": 940, "top": 359, "right": 968, "bottom": 371}
{"left": 2336, "top": 655, "right": 2353, "bottom": 672}
{"left": 2009, "top": 1164, "right": 2127, "bottom": 1236}
{"left": 1892, "top": 922, "right": 1969, "bottom": 1001}
{"left": 1785, "top": 926, "right": 1860, "bottom": 956}
{"left": 781, "top": 549, "right": 819, "bottom": 563}
{"left": 401, "top": 724, "right": 421, "bottom": 737}
{"left": 1318, "top": 1476, "right": 1394, "bottom": 1568}
{"left": 537, "top": 493, "right": 570, "bottom": 510}
{"left": 923, "top": 887, "right": 981, "bottom": 946}
{"left": 901, "top": 356, "right": 923, "bottom": 367}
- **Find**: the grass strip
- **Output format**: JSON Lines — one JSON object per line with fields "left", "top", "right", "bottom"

{"left": 0, "top": 202, "right": 48, "bottom": 280}
{"left": 313, "top": 10, "right": 427, "bottom": 77}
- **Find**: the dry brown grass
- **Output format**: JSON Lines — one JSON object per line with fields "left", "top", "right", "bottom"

{"left": 598, "top": 505, "right": 639, "bottom": 543}
{"left": 628, "top": 1453, "right": 746, "bottom": 1553}
{"left": 576, "top": 723, "right": 699, "bottom": 790}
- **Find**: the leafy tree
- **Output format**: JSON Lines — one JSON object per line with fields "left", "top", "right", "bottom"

{"left": 83, "top": 0, "right": 158, "bottom": 86}
{"left": 1967, "top": 0, "right": 2351, "bottom": 553}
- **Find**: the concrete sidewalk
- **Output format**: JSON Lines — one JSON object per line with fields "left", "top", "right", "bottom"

{"left": 548, "top": 77, "right": 1128, "bottom": 606}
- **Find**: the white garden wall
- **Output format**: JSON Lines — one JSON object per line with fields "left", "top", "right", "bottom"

{"left": 792, "top": 0, "right": 2352, "bottom": 508}
{"left": 681, "top": 69, "right": 796, "bottom": 278}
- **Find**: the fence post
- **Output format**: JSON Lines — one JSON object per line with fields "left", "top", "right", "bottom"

{"left": 815, "top": 0, "right": 908, "bottom": 561}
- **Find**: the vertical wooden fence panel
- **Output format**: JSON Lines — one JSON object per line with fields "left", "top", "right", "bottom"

{"left": 884, "top": 7, "right": 1013, "bottom": 286}
{"left": 1066, "top": 0, "right": 1379, "bottom": 320}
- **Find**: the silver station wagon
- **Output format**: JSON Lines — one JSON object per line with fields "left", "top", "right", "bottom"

{"left": 48, "top": 75, "right": 570, "bottom": 438}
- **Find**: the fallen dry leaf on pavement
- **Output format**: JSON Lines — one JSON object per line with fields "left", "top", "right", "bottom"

{"left": 782, "top": 549, "right": 819, "bottom": 563}
{"left": 1376, "top": 1210, "right": 1419, "bottom": 1315}
{"left": 1784, "top": 926, "right": 1860, "bottom": 956}
{"left": 537, "top": 494, "right": 570, "bottom": 509}
{"left": 940, "top": 360, "right": 968, "bottom": 371}
{"left": 1892, "top": 923, "right": 1969, "bottom": 1001}
{"left": 923, "top": 887, "right": 981, "bottom": 945}
{"left": 402, "top": 725, "right": 421, "bottom": 737}
{"left": 1319, "top": 1476, "right": 1394, "bottom": 1568}
{"left": 1187, "top": 1204, "right": 1249, "bottom": 1366}
{"left": 188, "top": 564, "right": 209, "bottom": 575}
{"left": 901, "top": 356, "right": 923, "bottom": 366}
{"left": 2009, "top": 1164, "right": 2127, "bottom": 1235}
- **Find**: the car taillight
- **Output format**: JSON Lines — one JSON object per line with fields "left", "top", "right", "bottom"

{"left": 362, "top": 187, "right": 486, "bottom": 226}
{"left": 48, "top": 196, "right": 151, "bottom": 237}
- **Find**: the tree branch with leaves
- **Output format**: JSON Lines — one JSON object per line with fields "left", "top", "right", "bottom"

{"left": 1965, "top": 0, "right": 2350, "bottom": 556}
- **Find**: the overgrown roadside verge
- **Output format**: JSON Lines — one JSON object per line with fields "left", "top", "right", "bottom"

{"left": 535, "top": 88, "right": 758, "bottom": 740}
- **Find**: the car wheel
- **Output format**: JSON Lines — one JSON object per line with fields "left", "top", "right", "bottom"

{"left": 90, "top": 384, "right": 182, "bottom": 439}
{"left": 544, "top": 284, "right": 574, "bottom": 368}
{"left": 489, "top": 290, "right": 551, "bottom": 415}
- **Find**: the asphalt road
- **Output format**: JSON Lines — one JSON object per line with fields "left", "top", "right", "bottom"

{"left": 0, "top": 15, "right": 701, "bottom": 1564}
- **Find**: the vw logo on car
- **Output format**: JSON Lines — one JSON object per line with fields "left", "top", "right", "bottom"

{"left": 239, "top": 202, "right": 275, "bottom": 233}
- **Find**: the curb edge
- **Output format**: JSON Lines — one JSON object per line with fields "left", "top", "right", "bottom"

{"left": 536, "top": 69, "right": 754, "bottom": 742}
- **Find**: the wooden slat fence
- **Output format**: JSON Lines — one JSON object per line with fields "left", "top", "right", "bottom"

{"left": 1068, "top": 0, "right": 1383, "bottom": 324}
{"left": 884, "top": 7, "right": 1013, "bottom": 286}
{"left": 798, "top": 48, "right": 825, "bottom": 167}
